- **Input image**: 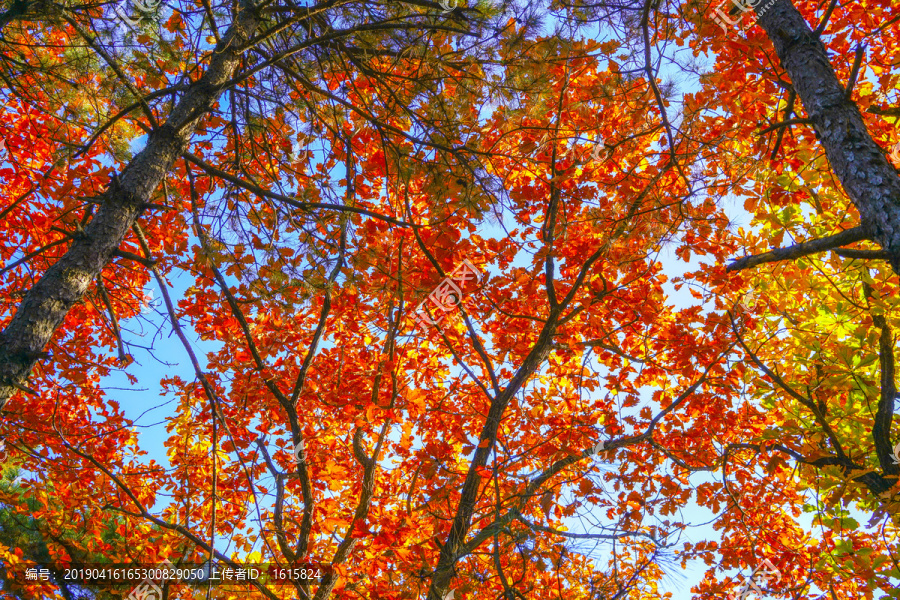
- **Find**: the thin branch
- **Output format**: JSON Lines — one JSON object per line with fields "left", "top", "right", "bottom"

{"left": 112, "top": 248, "right": 156, "bottom": 267}
{"left": 0, "top": 183, "right": 35, "bottom": 222}
{"left": 182, "top": 151, "right": 414, "bottom": 228}
{"left": 75, "top": 86, "right": 189, "bottom": 158}
{"left": 730, "top": 314, "right": 894, "bottom": 495}
{"left": 0, "top": 238, "right": 69, "bottom": 276}
{"left": 312, "top": 422, "right": 391, "bottom": 600}
{"left": 641, "top": 0, "right": 674, "bottom": 165}
{"left": 812, "top": 0, "right": 840, "bottom": 36}
{"left": 61, "top": 17, "right": 158, "bottom": 129}
{"left": 833, "top": 247, "right": 892, "bottom": 260}
{"left": 515, "top": 513, "right": 659, "bottom": 543}
{"left": 95, "top": 275, "right": 127, "bottom": 362}
{"left": 471, "top": 359, "right": 727, "bottom": 560}
{"left": 866, "top": 106, "right": 900, "bottom": 117}
{"left": 844, "top": 43, "right": 867, "bottom": 100}
{"left": 185, "top": 169, "right": 316, "bottom": 568}
{"left": 254, "top": 437, "right": 298, "bottom": 573}
{"left": 757, "top": 117, "right": 813, "bottom": 136}
{"left": 408, "top": 207, "right": 500, "bottom": 397}
{"left": 132, "top": 220, "right": 275, "bottom": 583}
{"left": 770, "top": 91, "right": 797, "bottom": 161}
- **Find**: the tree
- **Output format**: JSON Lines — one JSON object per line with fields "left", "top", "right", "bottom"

{"left": 0, "top": 0, "right": 898, "bottom": 599}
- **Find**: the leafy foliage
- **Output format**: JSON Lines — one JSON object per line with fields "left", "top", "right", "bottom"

{"left": 0, "top": 0, "right": 898, "bottom": 598}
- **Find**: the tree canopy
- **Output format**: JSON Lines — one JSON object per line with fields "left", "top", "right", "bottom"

{"left": 0, "top": 0, "right": 899, "bottom": 598}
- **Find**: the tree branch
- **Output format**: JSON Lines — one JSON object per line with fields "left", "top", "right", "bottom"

{"left": 833, "top": 248, "right": 893, "bottom": 260}
{"left": 770, "top": 90, "right": 797, "bottom": 161}
{"left": 94, "top": 275, "right": 127, "bottom": 363}
{"left": 757, "top": 117, "right": 813, "bottom": 136}
{"left": 726, "top": 226, "right": 868, "bottom": 271}
{"left": 844, "top": 44, "right": 866, "bottom": 100}
{"left": 312, "top": 423, "right": 390, "bottom": 600}
{"left": 863, "top": 282, "right": 899, "bottom": 477}
{"left": 730, "top": 314, "right": 895, "bottom": 495}
{"left": 182, "top": 151, "right": 414, "bottom": 228}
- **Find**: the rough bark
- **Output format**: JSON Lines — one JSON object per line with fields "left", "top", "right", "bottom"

{"left": 0, "top": 3, "right": 262, "bottom": 407}
{"left": 754, "top": 0, "right": 900, "bottom": 273}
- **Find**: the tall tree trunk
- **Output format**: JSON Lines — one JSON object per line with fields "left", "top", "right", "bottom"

{"left": 0, "top": 4, "right": 262, "bottom": 407}
{"left": 754, "top": 0, "right": 900, "bottom": 273}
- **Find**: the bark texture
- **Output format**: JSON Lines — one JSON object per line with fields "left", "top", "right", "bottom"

{"left": 0, "top": 3, "right": 262, "bottom": 407}
{"left": 755, "top": 0, "right": 900, "bottom": 273}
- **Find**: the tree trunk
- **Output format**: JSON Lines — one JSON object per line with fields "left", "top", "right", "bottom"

{"left": 0, "top": 4, "right": 261, "bottom": 407}
{"left": 755, "top": 0, "right": 900, "bottom": 273}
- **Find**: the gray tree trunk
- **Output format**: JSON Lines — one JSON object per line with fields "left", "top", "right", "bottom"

{"left": 754, "top": 0, "right": 900, "bottom": 273}
{"left": 0, "top": 4, "right": 261, "bottom": 407}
